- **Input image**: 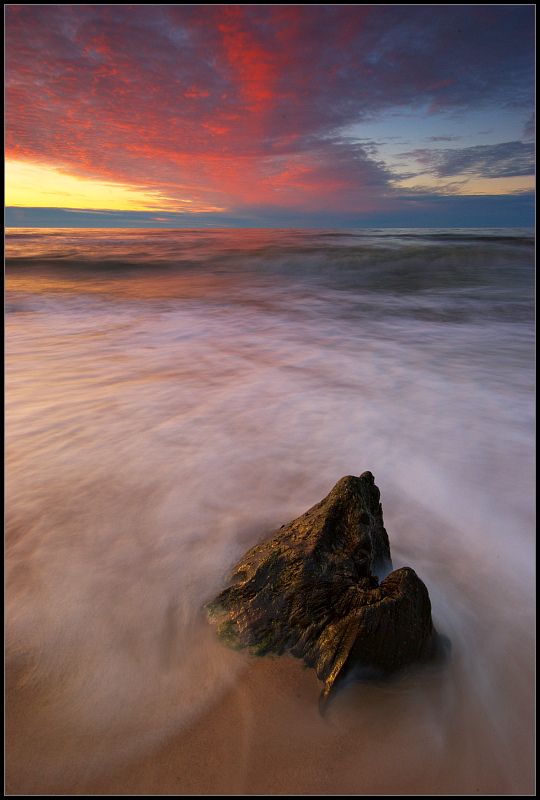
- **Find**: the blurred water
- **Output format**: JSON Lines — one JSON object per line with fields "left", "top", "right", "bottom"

{"left": 5, "top": 228, "right": 535, "bottom": 792}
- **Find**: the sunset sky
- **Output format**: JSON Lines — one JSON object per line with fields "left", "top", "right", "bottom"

{"left": 5, "top": 4, "right": 535, "bottom": 228}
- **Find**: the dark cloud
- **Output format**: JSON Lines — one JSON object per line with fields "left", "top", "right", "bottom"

{"left": 6, "top": 191, "right": 534, "bottom": 229}
{"left": 402, "top": 141, "right": 535, "bottom": 179}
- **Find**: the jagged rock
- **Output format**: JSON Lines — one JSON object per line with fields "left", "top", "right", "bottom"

{"left": 206, "top": 472, "right": 448, "bottom": 705}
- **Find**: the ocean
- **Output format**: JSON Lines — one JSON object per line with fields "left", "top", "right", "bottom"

{"left": 5, "top": 227, "right": 535, "bottom": 794}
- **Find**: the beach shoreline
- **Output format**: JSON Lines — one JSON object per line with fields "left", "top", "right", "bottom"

{"left": 5, "top": 227, "right": 535, "bottom": 796}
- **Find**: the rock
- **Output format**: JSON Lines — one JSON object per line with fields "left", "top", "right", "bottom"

{"left": 205, "top": 472, "right": 449, "bottom": 706}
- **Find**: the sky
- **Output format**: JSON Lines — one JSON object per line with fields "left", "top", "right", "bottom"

{"left": 5, "top": 4, "right": 535, "bottom": 228}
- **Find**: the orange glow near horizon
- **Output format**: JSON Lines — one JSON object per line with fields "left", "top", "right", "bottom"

{"left": 5, "top": 160, "right": 227, "bottom": 213}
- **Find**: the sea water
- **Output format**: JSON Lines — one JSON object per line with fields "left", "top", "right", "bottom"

{"left": 5, "top": 227, "right": 535, "bottom": 792}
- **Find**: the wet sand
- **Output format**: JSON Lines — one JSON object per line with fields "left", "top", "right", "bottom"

{"left": 6, "top": 646, "right": 535, "bottom": 796}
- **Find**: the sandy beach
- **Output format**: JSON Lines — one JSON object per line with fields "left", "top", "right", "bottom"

{"left": 6, "top": 638, "right": 535, "bottom": 796}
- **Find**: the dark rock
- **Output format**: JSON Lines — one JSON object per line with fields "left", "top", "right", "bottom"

{"left": 206, "top": 472, "right": 448, "bottom": 705}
